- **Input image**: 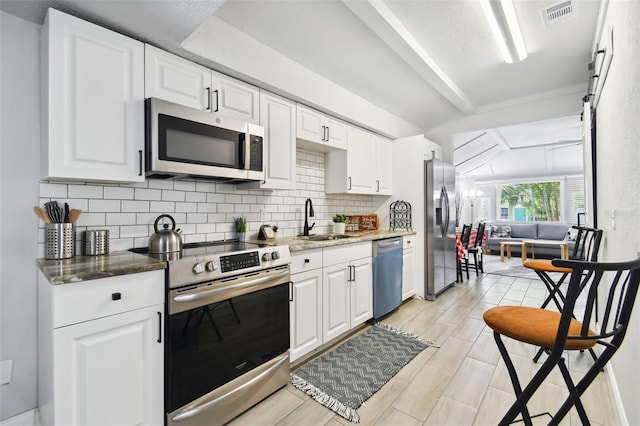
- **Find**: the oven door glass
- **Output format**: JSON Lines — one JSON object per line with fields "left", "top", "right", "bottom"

{"left": 167, "top": 282, "right": 289, "bottom": 412}
{"left": 158, "top": 114, "right": 245, "bottom": 169}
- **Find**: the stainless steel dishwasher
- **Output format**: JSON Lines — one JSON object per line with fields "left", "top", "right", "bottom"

{"left": 373, "top": 237, "right": 403, "bottom": 318}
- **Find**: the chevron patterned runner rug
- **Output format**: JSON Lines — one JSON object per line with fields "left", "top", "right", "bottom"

{"left": 290, "top": 323, "right": 436, "bottom": 422}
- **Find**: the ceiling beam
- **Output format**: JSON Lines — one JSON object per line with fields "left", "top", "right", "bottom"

{"left": 344, "top": 0, "right": 476, "bottom": 114}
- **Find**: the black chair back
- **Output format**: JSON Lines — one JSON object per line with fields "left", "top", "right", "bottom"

{"left": 570, "top": 225, "right": 603, "bottom": 262}
{"left": 460, "top": 224, "right": 471, "bottom": 247}
{"left": 474, "top": 222, "right": 486, "bottom": 248}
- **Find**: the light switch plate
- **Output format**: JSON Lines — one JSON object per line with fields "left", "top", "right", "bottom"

{"left": 1, "top": 359, "right": 13, "bottom": 385}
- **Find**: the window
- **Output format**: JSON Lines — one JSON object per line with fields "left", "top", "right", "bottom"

{"left": 499, "top": 181, "right": 562, "bottom": 222}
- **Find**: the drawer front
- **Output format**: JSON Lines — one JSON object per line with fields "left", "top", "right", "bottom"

{"left": 290, "top": 249, "right": 323, "bottom": 274}
{"left": 53, "top": 270, "right": 165, "bottom": 328}
{"left": 403, "top": 235, "right": 416, "bottom": 250}
{"left": 323, "top": 242, "right": 372, "bottom": 267}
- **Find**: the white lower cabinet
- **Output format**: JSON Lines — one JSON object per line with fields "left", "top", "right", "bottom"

{"left": 289, "top": 243, "right": 373, "bottom": 361}
{"left": 402, "top": 236, "right": 416, "bottom": 300}
{"left": 38, "top": 270, "right": 165, "bottom": 426}
{"left": 289, "top": 250, "right": 323, "bottom": 362}
{"left": 322, "top": 242, "right": 373, "bottom": 343}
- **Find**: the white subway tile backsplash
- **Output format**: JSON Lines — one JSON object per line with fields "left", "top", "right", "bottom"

{"left": 148, "top": 179, "right": 174, "bottom": 190}
{"left": 150, "top": 201, "right": 176, "bottom": 212}
{"left": 186, "top": 213, "right": 208, "bottom": 223}
{"left": 122, "top": 200, "right": 150, "bottom": 212}
{"left": 175, "top": 202, "right": 198, "bottom": 213}
{"left": 68, "top": 184, "right": 104, "bottom": 199}
{"left": 88, "top": 199, "right": 121, "bottom": 212}
{"left": 38, "top": 148, "right": 373, "bottom": 249}
{"left": 104, "top": 186, "right": 134, "bottom": 200}
{"left": 120, "top": 225, "right": 151, "bottom": 238}
{"left": 106, "top": 213, "right": 137, "bottom": 226}
{"left": 76, "top": 212, "right": 106, "bottom": 227}
{"left": 40, "top": 182, "right": 68, "bottom": 198}
{"left": 162, "top": 190, "right": 186, "bottom": 202}
{"left": 173, "top": 180, "right": 196, "bottom": 191}
{"left": 135, "top": 188, "right": 162, "bottom": 201}
{"left": 197, "top": 203, "right": 217, "bottom": 213}
{"left": 186, "top": 192, "right": 206, "bottom": 202}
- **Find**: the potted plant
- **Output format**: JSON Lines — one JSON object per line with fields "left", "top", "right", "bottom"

{"left": 332, "top": 214, "right": 348, "bottom": 235}
{"left": 234, "top": 216, "right": 247, "bottom": 241}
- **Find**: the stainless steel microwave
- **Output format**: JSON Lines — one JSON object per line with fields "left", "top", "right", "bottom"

{"left": 145, "top": 98, "right": 265, "bottom": 181}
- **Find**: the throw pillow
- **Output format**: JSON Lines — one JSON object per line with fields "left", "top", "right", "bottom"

{"left": 492, "top": 225, "right": 512, "bottom": 238}
{"left": 565, "top": 228, "right": 579, "bottom": 241}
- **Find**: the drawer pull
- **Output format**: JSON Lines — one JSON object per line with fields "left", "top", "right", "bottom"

{"left": 111, "top": 292, "right": 122, "bottom": 301}
{"left": 304, "top": 258, "right": 310, "bottom": 263}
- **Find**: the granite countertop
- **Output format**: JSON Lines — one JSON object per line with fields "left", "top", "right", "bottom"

{"left": 262, "top": 229, "right": 416, "bottom": 252}
{"left": 38, "top": 251, "right": 166, "bottom": 285}
{"left": 38, "top": 229, "right": 415, "bottom": 285}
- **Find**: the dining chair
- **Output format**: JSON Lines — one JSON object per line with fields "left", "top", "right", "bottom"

{"left": 457, "top": 224, "right": 472, "bottom": 282}
{"left": 466, "top": 222, "right": 485, "bottom": 275}
{"left": 483, "top": 256, "right": 640, "bottom": 425}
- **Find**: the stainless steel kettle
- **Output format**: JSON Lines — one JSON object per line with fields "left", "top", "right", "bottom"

{"left": 149, "top": 214, "right": 183, "bottom": 254}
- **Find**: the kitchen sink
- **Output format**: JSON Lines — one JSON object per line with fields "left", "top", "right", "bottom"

{"left": 298, "top": 234, "right": 354, "bottom": 241}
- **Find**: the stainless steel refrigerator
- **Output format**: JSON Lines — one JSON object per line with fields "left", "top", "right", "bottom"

{"left": 425, "top": 159, "right": 457, "bottom": 300}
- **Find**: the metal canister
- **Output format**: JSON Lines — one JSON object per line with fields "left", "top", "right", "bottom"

{"left": 83, "top": 230, "right": 109, "bottom": 256}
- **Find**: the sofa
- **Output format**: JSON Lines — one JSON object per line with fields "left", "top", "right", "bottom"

{"left": 484, "top": 221, "right": 575, "bottom": 258}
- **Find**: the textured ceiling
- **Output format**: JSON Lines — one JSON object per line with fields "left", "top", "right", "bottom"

{"left": 0, "top": 0, "right": 600, "bottom": 180}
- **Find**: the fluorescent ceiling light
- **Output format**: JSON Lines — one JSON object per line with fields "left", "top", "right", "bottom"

{"left": 480, "top": 0, "right": 528, "bottom": 63}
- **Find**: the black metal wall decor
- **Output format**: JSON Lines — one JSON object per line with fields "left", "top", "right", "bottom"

{"left": 389, "top": 200, "right": 412, "bottom": 231}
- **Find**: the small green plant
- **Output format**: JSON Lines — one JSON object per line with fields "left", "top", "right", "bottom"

{"left": 234, "top": 216, "right": 247, "bottom": 232}
{"left": 332, "top": 214, "right": 348, "bottom": 223}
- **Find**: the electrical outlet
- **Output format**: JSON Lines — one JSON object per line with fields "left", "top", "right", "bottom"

{"left": 1, "top": 359, "right": 13, "bottom": 385}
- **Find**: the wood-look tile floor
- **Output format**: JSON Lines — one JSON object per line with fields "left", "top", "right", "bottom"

{"left": 229, "top": 260, "right": 619, "bottom": 426}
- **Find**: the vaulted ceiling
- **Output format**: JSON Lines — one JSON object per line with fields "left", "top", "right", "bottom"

{"left": 1, "top": 0, "right": 601, "bottom": 180}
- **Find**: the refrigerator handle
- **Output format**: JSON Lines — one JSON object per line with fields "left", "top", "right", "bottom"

{"left": 442, "top": 186, "right": 450, "bottom": 238}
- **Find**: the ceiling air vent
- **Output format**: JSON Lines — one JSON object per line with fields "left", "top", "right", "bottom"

{"left": 541, "top": 0, "right": 574, "bottom": 27}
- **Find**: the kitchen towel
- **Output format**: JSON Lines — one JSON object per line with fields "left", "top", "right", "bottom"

{"left": 290, "top": 323, "right": 437, "bottom": 423}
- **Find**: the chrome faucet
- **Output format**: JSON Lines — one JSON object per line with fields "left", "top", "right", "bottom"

{"left": 303, "top": 198, "right": 315, "bottom": 236}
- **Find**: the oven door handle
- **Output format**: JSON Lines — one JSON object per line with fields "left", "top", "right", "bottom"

{"left": 173, "top": 270, "right": 290, "bottom": 303}
{"left": 171, "top": 353, "right": 289, "bottom": 422}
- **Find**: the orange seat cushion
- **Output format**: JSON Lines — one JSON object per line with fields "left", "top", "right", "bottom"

{"left": 523, "top": 259, "right": 572, "bottom": 274}
{"left": 483, "top": 306, "right": 596, "bottom": 350}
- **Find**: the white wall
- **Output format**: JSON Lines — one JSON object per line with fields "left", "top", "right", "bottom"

{"left": 0, "top": 11, "right": 41, "bottom": 421}
{"left": 592, "top": 1, "right": 640, "bottom": 423}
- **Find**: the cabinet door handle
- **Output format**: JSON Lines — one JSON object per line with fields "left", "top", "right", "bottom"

{"left": 205, "top": 87, "right": 211, "bottom": 110}
{"left": 157, "top": 311, "right": 162, "bottom": 343}
{"left": 377, "top": 180, "right": 380, "bottom": 192}
{"left": 138, "top": 150, "right": 143, "bottom": 176}
{"left": 348, "top": 177, "right": 352, "bottom": 191}
{"left": 289, "top": 281, "right": 294, "bottom": 302}
{"left": 111, "top": 292, "right": 121, "bottom": 301}
{"left": 321, "top": 125, "right": 326, "bottom": 141}
{"left": 214, "top": 89, "right": 219, "bottom": 112}
{"left": 326, "top": 126, "right": 330, "bottom": 141}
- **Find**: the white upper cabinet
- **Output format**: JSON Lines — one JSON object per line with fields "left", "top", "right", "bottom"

{"left": 144, "top": 44, "right": 210, "bottom": 110}
{"left": 144, "top": 45, "right": 259, "bottom": 124}
{"left": 374, "top": 136, "right": 393, "bottom": 195}
{"left": 41, "top": 8, "right": 145, "bottom": 183}
{"left": 240, "top": 90, "right": 296, "bottom": 190}
{"left": 210, "top": 70, "right": 260, "bottom": 124}
{"left": 326, "top": 127, "right": 393, "bottom": 195}
{"left": 296, "top": 105, "right": 347, "bottom": 151}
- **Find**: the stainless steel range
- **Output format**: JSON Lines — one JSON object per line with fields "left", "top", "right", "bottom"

{"left": 131, "top": 240, "right": 291, "bottom": 426}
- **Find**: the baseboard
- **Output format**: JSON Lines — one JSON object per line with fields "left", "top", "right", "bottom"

{"left": 0, "top": 409, "right": 37, "bottom": 426}
{"left": 606, "top": 363, "right": 629, "bottom": 426}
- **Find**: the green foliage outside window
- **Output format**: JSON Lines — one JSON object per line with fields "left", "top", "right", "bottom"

{"left": 500, "top": 182, "right": 561, "bottom": 222}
